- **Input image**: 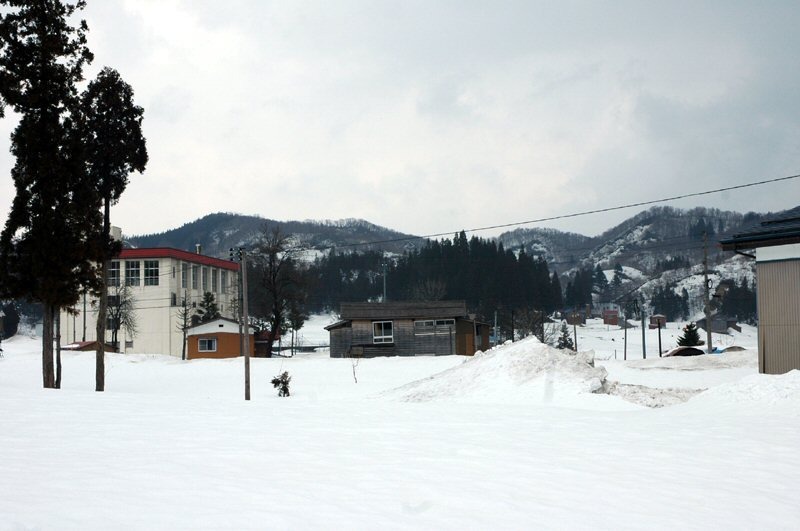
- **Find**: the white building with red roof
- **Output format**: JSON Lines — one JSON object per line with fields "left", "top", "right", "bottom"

{"left": 60, "top": 246, "right": 240, "bottom": 357}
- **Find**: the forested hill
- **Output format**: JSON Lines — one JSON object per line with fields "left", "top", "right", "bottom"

{"left": 127, "top": 213, "right": 420, "bottom": 256}
{"left": 496, "top": 205, "right": 784, "bottom": 274}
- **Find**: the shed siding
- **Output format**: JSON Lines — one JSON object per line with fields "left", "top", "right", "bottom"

{"left": 188, "top": 332, "right": 253, "bottom": 359}
{"left": 757, "top": 260, "right": 800, "bottom": 374}
{"left": 329, "top": 327, "right": 352, "bottom": 358}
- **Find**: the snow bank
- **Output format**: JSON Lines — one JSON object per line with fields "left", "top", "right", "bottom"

{"left": 625, "top": 349, "right": 757, "bottom": 371}
{"left": 691, "top": 370, "right": 800, "bottom": 409}
{"left": 382, "top": 337, "right": 611, "bottom": 407}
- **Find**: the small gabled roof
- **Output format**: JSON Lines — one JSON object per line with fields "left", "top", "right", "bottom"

{"left": 188, "top": 317, "right": 256, "bottom": 335}
{"left": 720, "top": 214, "right": 800, "bottom": 251}
{"left": 340, "top": 300, "right": 468, "bottom": 320}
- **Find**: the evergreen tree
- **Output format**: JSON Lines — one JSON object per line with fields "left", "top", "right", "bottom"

{"left": 593, "top": 264, "right": 609, "bottom": 294}
{"left": 0, "top": 0, "right": 101, "bottom": 388}
{"left": 611, "top": 263, "right": 623, "bottom": 288}
{"left": 556, "top": 322, "right": 574, "bottom": 350}
{"left": 196, "top": 292, "right": 220, "bottom": 323}
{"left": 677, "top": 322, "right": 703, "bottom": 347}
{"left": 80, "top": 66, "right": 147, "bottom": 391}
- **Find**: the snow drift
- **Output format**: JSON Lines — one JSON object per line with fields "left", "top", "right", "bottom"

{"left": 382, "top": 337, "right": 610, "bottom": 406}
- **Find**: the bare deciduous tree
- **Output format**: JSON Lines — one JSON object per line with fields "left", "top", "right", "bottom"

{"left": 250, "top": 225, "right": 308, "bottom": 357}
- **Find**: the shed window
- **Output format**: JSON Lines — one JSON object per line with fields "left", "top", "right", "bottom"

{"left": 373, "top": 321, "right": 393, "bottom": 344}
{"left": 199, "top": 338, "right": 217, "bottom": 352}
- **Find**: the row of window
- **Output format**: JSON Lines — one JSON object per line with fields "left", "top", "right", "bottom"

{"left": 107, "top": 260, "right": 230, "bottom": 293}
{"left": 180, "top": 263, "right": 229, "bottom": 293}
{"left": 108, "top": 260, "right": 159, "bottom": 287}
{"left": 371, "top": 319, "right": 456, "bottom": 344}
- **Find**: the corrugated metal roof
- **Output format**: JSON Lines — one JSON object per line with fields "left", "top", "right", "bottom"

{"left": 340, "top": 300, "right": 468, "bottom": 320}
{"left": 720, "top": 214, "right": 800, "bottom": 250}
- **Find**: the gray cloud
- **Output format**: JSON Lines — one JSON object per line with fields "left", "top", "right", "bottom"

{"left": 1, "top": 0, "right": 798, "bottom": 238}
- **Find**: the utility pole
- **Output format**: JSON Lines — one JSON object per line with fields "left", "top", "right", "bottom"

{"left": 82, "top": 291, "right": 86, "bottom": 342}
{"left": 641, "top": 307, "right": 646, "bottom": 359}
{"left": 382, "top": 262, "right": 388, "bottom": 302}
{"left": 493, "top": 310, "right": 498, "bottom": 346}
{"left": 230, "top": 247, "right": 251, "bottom": 401}
{"left": 623, "top": 310, "right": 628, "bottom": 361}
{"left": 573, "top": 319, "right": 578, "bottom": 352}
{"left": 703, "top": 231, "right": 713, "bottom": 354}
{"left": 241, "top": 251, "right": 251, "bottom": 401}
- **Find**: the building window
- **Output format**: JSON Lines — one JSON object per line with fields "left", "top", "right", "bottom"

{"left": 211, "top": 268, "right": 218, "bottom": 293}
{"left": 221, "top": 270, "right": 228, "bottom": 291}
{"left": 192, "top": 265, "right": 199, "bottom": 289}
{"left": 373, "top": 321, "right": 393, "bottom": 344}
{"left": 108, "top": 261, "right": 120, "bottom": 287}
{"left": 181, "top": 263, "right": 188, "bottom": 289}
{"left": 171, "top": 293, "right": 177, "bottom": 307}
{"left": 125, "top": 340, "right": 134, "bottom": 349}
{"left": 125, "top": 261, "right": 140, "bottom": 286}
{"left": 199, "top": 338, "right": 217, "bottom": 352}
{"left": 202, "top": 267, "right": 208, "bottom": 291}
{"left": 144, "top": 260, "right": 159, "bottom": 286}
{"left": 436, "top": 319, "right": 455, "bottom": 326}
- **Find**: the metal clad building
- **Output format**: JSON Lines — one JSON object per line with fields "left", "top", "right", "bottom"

{"left": 721, "top": 215, "right": 800, "bottom": 374}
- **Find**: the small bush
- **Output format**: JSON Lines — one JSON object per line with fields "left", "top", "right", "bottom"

{"left": 271, "top": 371, "right": 291, "bottom": 397}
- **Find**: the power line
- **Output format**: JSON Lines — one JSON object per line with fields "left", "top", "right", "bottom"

{"left": 333, "top": 173, "right": 800, "bottom": 249}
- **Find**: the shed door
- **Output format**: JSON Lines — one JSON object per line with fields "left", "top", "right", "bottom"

{"left": 413, "top": 320, "right": 455, "bottom": 356}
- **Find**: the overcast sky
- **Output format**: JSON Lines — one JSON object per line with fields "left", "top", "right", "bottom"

{"left": 1, "top": 0, "right": 799, "bottom": 238}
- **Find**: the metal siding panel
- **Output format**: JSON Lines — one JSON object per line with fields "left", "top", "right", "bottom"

{"left": 757, "top": 260, "right": 800, "bottom": 374}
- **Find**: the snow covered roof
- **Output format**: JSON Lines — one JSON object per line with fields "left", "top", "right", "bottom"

{"left": 720, "top": 214, "right": 800, "bottom": 251}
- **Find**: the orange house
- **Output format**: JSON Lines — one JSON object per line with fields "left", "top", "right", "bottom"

{"left": 187, "top": 318, "right": 255, "bottom": 360}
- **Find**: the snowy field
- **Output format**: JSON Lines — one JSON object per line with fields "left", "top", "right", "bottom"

{"left": 2, "top": 320, "right": 800, "bottom": 530}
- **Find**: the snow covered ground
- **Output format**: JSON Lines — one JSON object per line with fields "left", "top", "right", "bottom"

{"left": 1, "top": 320, "right": 799, "bottom": 530}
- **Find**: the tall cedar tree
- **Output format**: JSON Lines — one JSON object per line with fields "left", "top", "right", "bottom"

{"left": 0, "top": 0, "right": 101, "bottom": 388}
{"left": 80, "top": 66, "right": 146, "bottom": 391}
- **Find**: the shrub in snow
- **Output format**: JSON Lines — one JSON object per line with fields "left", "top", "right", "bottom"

{"left": 677, "top": 322, "right": 704, "bottom": 347}
{"left": 271, "top": 371, "right": 291, "bottom": 397}
{"left": 556, "top": 323, "right": 574, "bottom": 351}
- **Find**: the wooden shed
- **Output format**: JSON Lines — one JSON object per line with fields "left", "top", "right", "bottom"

{"left": 326, "top": 301, "right": 491, "bottom": 358}
{"left": 187, "top": 318, "right": 255, "bottom": 360}
{"left": 721, "top": 214, "right": 800, "bottom": 374}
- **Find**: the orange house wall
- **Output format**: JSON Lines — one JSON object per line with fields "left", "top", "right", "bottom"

{"left": 188, "top": 332, "right": 255, "bottom": 359}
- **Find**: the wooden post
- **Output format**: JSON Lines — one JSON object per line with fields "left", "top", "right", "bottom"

{"left": 658, "top": 320, "right": 663, "bottom": 357}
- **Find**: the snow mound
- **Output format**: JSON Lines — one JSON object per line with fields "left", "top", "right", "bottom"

{"left": 691, "top": 370, "right": 800, "bottom": 408}
{"left": 604, "top": 382, "right": 703, "bottom": 408}
{"left": 381, "top": 337, "right": 608, "bottom": 406}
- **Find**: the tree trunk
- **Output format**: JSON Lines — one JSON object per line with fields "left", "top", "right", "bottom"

{"left": 55, "top": 311, "right": 62, "bottom": 389}
{"left": 42, "top": 304, "right": 55, "bottom": 388}
{"left": 95, "top": 196, "right": 111, "bottom": 392}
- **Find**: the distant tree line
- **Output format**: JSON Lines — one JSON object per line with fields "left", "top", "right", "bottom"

{"left": 307, "top": 231, "right": 563, "bottom": 327}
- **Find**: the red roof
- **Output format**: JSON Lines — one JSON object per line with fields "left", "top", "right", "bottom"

{"left": 118, "top": 248, "right": 239, "bottom": 271}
